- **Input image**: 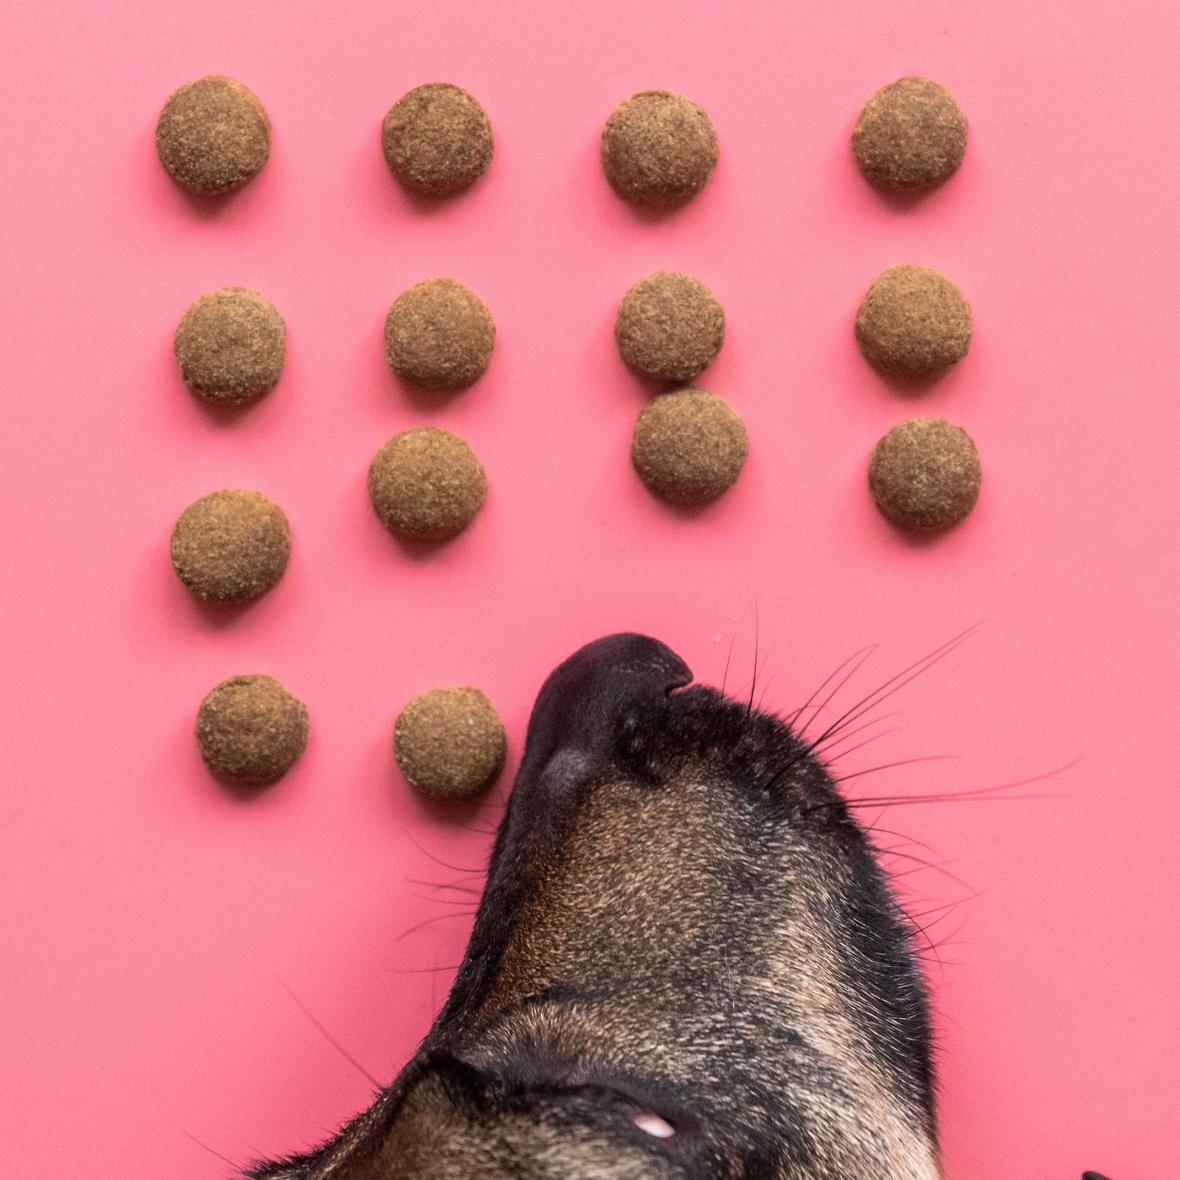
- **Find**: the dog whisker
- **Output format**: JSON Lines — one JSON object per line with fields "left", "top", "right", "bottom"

{"left": 406, "top": 878, "right": 485, "bottom": 893}
{"left": 405, "top": 831, "right": 490, "bottom": 876}
{"left": 276, "top": 978, "right": 382, "bottom": 1089}
{"left": 183, "top": 1128, "right": 241, "bottom": 1169}
{"left": 745, "top": 604, "right": 761, "bottom": 718}
{"left": 808, "top": 710, "right": 902, "bottom": 760}
{"left": 783, "top": 643, "right": 878, "bottom": 737}
{"left": 874, "top": 846, "right": 975, "bottom": 892}
{"left": 720, "top": 630, "right": 737, "bottom": 697}
{"left": 796, "top": 643, "right": 880, "bottom": 744}
{"left": 396, "top": 911, "right": 479, "bottom": 942}
{"left": 815, "top": 724, "right": 898, "bottom": 767}
{"left": 806, "top": 624, "right": 982, "bottom": 753}
{"left": 834, "top": 754, "right": 958, "bottom": 784}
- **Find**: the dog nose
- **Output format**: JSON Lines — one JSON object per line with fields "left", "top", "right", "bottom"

{"left": 516, "top": 633, "right": 692, "bottom": 787}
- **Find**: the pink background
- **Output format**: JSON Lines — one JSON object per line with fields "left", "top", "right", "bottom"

{"left": 2, "top": 0, "right": 1177, "bottom": 1175}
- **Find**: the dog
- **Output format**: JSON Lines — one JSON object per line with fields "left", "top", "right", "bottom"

{"left": 245, "top": 633, "right": 1105, "bottom": 1179}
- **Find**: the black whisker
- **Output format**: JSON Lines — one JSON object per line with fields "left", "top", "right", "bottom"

{"left": 834, "top": 754, "right": 958, "bottom": 784}
{"left": 783, "top": 643, "right": 878, "bottom": 735}
{"left": 276, "top": 978, "right": 381, "bottom": 1089}
{"left": 806, "top": 624, "right": 982, "bottom": 753}
{"left": 409, "top": 892, "right": 483, "bottom": 907}
{"left": 405, "top": 831, "right": 489, "bottom": 876}
{"left": 798, "top": 643, "right": 880, "bottom": 744}
{"left": 396, "top": 910, "right": 479, "bottom": 942}
{"left": 746, "top": 603, "right": 761, "bottom": 718}
{"left": 843, "top": 759, "right": 1079, "bottom": 808}
{"left": 406, "top": 878, "right": 484, "bottom": 894}
{"left": 809, "top": 710, "right": 902, "bottom": 760}
{"left": 846, "top": 793, "right": 1058, "bottom": 809}
{"left": 874, "top": 845, "right": 975, "bottom": 892}
{"left": 721, "top": 630, "right": 737, "bottom": 696}
{"left": 183, "top": 1129, "right": 240, "bottom": 1169}
{"left": 815, "top": 723, "right": 898, "bottom": 767}
{"left": 863, "top": 823, "right": 949, "bottom": 862}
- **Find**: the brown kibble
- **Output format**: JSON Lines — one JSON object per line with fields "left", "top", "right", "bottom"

{"left": 852, "top": 77, "right": 967, "bottom": 193}
{"left": 394, "top": 686, "right": 506, "bottom": 797}
{"left": 156, "top": 76, "right": 271, "bottom": 195}
{"left": 171, "top": 490, "right": 291, "bottom": 602}
{"left": 868, "top": 417, "right": 981, "bottom": 533}
{"left": 615, "top": 271, "right": 725, "bottom": 384}
{"left": 384, "top": 278, "right": 495, "bottom": 393}
{"left": 601, "top": 91, "right": 718, "bottom": 208}
{"left": 381, "top": 83, "right": 493, "bottom": 197}
{"left": 174, "top": 287, "right": 286, "bottom": 405}
{"left": 855, "top": 266, "right": 972, "bottom": 380}
{"left": 196, "top": 675, "right": 308, "bottom": 788}
{"left": 631, "top": 388, "right": 748, "bottom": 506}
{"left": 368, "top": 427, "right": 487, "bottom": 542}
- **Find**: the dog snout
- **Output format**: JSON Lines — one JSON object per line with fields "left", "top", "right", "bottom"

{"left": 515, "top": 633, "right": 693, "bottom": 791}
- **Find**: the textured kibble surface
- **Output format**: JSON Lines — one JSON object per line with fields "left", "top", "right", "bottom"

{"left": 616, "top": 271, "right": 725, "bottom": 384}
{"left": 381, "top": 83, "right": 493, "bottom": 197}
{"left": 156, "top": 76, "right": 271, "bottom": 195}
{"left": 170, "top": 489, "right": 291, "bottom": 602}
{"left": 384, "top": 278, "right": 495, "bottom": 392}
{"left": 855, "top": 266, "right": 973, "bottom": 380}
{"left": 368, "top": 427, "right": 487, "bottom": 542}
{"left": 868, "top": 417, "right": 982, "bottom": 532}
{"left": 852, "top": 77, "right": 967, "bottom": 193}
{"left": 174, "top": 287, "right": 286, "bottom": 405}
{"left": 394, "top": 686, "right": 506, "bottom": 797}
{"left": 196, "top": 675, "right": 308, "bottom": 789}
{"left": 631, "top": 388, "right": 748, "bottom": 505}
{"left": 601, "top": 90, "right": 719, "bottom": 207}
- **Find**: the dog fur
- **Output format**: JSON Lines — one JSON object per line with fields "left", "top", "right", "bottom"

{"left": 247, "top": 633, "right": 943, "bottom": 1178}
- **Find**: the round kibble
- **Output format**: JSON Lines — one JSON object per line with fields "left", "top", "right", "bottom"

{"left": 384, "top": 278, "right": 495, "bottom": 393}
{"left": 368, "top": 427, "right": 487, "bottom": 542}
{"left": 631, "top": 388, "right": 748, "bottom": 505}
{"left": 381, "top": 83, "right": 493, "bottom": 197}
{"left": 171, "top": 489, "right": 291, "bottom": 602}
{"left": 601, "top": 91, "right": 718, "bottom": 208}
{"left": 156, "top": 76, "right": 271, "bottom": 195}
{"left": 852, "top": 77, "right": 967, "bottom": 193}
{"left": 855, "top": 266, "right": 972, "bottom": 380}
{"left": 868, "top": 417, "right": 981, "bottom": 532}
{"left": 616, "top": 271, "right": 725, "bottom": 384}
{"left": 196, "top": 674, "right": 308, "bottom": 788}
{"left": 174, "top": 287, "right": 286, "bottom": 405}
{"left": 394, "top": 686, "right": 506, "bottom": 797}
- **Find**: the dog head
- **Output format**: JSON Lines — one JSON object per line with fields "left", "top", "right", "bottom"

{"left": 249, "top": 633, "right": 937, "bottom": 1178}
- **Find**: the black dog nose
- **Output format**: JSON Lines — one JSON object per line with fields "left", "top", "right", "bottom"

{"left": 516, "top": 633, "right": 692, "bottom": 787}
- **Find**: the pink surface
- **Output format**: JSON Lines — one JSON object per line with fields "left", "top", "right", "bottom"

{"left": 2, "top": 1, "right": 1178, "bottom": 1175}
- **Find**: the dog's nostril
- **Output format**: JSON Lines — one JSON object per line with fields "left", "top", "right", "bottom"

{"left": 633, "top": 1112, "right": 676, "bottom": 1138}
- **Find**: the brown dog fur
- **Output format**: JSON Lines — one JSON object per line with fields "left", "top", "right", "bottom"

{"left": 248, "top": 635, "right": 939, "bottom": 1179}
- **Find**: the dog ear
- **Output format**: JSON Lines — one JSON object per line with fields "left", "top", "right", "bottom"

{"left": 517, "top": 633, "right": 692, "bottom": 787}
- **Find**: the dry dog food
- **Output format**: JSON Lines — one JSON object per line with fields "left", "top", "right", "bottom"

{"left": 156, "top": 76, "right": 271, "bottom": 195}
{"left": 394, "top": 686, "right": 506, "bottom": 796}
{"left": 368, "top": 427, "right": 487, "bottom": 542}
{"left": 196, "top": 674, "right": 309, "bottom": 788}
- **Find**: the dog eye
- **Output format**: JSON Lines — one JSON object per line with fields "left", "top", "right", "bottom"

{"left": 632, "top": 1111, "right": 676, "bottom": 1138}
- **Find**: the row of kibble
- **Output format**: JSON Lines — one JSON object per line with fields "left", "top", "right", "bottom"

{"left": 157, "top": 75, "right": 968, "bottom": 205}
{"left": 195, "top": 675, "right": 505, "bottom": 798}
